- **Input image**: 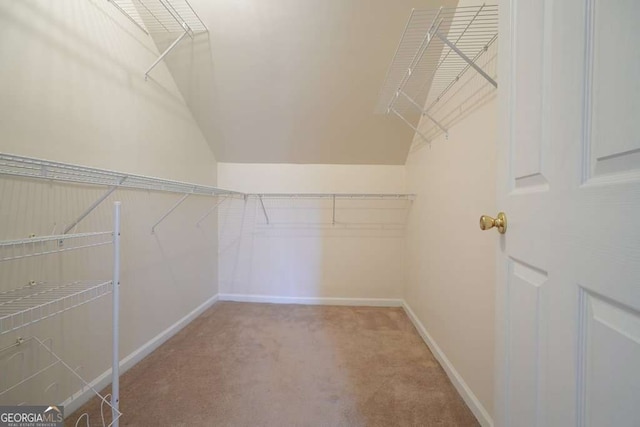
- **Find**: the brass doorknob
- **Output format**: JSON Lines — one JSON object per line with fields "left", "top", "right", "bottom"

{"left": 479, "top": 212, "right": 507, "bottom": 234}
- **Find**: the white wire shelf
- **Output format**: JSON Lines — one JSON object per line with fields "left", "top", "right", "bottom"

{"left": 0, "top": 153, "right": 241, "bottom": 198}
{"left": 109, "top": 0, "right": 207, "bottom": 34}
{"left": 107, "top": 0, "right": 208, "bottom": 79}
{"left": 249, "top": 194, "right": 414, "bottom": 226}
{"left": 376, "top": 4, "right": 498, "bottom": 143}
{"left": 0, "top": 153, "right": 413, "bottom": 200}
{"left": 0, "top": 232, "right": 113, "bottom": 263}
{"left": 249, "top": 193, "right": 415, "bottom": 200}
{"left": 0, "top": 336, "right": 122, "bottom": 426}
{"left": 0, "top": 280, "right": 113, "bottom": 335}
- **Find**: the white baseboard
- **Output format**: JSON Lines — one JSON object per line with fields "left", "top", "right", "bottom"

{"left": 218, "top": 293, "right": 403, "bottom": 307}
{"left": 402, "top": 301, "right": 494, "bottom": 427}
{"left": 64, "top": 294, "right": 219, "bottom": 415}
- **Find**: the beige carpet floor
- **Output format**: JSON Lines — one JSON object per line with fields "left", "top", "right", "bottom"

{"left": 68, "top": 302, "right": 479, "bottom": 426}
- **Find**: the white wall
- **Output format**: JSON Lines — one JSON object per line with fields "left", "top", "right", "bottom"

{"left": 401, "top": 0, "right": 498, "bottom": 421}
{"left": 218, "top": 163, "right": 406, "bottom": 194}
{"left": 0, "top": 0, "right": 218, "bottom": 413}
{"left": 404, "top": 77, "right": 497, "bottom": 424}
{"left": 0, "top": 1, "right": 216, "bottom": 184}
{"left": 218, "top": 163, "right": 408, "bottom": 302}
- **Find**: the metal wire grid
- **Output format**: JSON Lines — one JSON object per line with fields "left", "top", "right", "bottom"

{"left": 251, "top": 194, "right": 414, "bottom": 200}
{"left": 0, "top": 280, "right": 113, "bottom": 335}
{"left": 0, "top": 153, "right": 412, "bottom": 200}
{"left": 0, "top": 153, "right": 240, "bottom": 198}
{"left": 0, "top": 336, "right": 122, "bottom": 426}
{"left": 375, "top": 4, "right": 498, "bottom": 117}
{"left": 109, "top": 0, "right": 207, "bottom": 34}
{"left": 413, "top": 39, "right": 497, "bottom": 146}
{"left": 251, "top": 196, "right": 413, "bottom": 228}
{"left": 0, "top": 232, "right": 113, "bottom": 263}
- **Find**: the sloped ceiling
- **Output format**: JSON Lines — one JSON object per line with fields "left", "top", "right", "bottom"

{"left": 155, "top": 0, "right": 457, "bottom": 164}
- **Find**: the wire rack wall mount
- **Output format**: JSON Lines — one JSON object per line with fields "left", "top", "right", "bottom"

{"left": 376, "top": 4, "right": 498, "bottom": 146}
{"left": 108, "top": 0, "right": 208, "bottom": 79}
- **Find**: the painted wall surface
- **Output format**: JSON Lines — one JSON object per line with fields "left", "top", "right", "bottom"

{"left": 404, "top": 99, "right": 497, "bottom": 417}
{"left": 402, "top": 0, "right": 498, "bottom": 419}
{"left": 218, "top": 163, "right": 407, "bottom": 194}
{"left": 0, "top": 0, "right": 216, "bottom": 184}
{"left": 218, "top": 163, "right": 408, "bottom": 301}
{"left": 153, "top": 0, "right": 457, "bottom": 165}
{"left": 0, "top": 0, "right": 218, "bottom": 413}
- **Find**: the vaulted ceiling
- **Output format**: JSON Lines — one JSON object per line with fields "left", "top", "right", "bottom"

{"left": 155, "top": 0, "right": 457, "bottom": 164}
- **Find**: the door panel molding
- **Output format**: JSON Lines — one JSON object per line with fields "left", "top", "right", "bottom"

{"left": 578, "top": 287, "right": 640, "bottom": 426}
{"left": 582, "top": 0, "right": 640, "bottom": 185}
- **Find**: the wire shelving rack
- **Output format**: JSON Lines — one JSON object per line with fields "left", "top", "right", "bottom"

{"left": 376, "top": 4, "right": 499, "bottom": 145}
{"left": 0, "top": 202, "right": 122, "bottom": 426}
{"left": 0, "top": 153, "right": 415, "bottom": 231}
{"left": 107, "top": 0, "right": 208, "bottom": 79}
{"left": 0, "top": 153, "right": 239, "bottom": 198}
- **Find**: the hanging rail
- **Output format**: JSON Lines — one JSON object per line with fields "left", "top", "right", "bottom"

{"left": 375, "top": 4, "right": 498, "bottom": 143}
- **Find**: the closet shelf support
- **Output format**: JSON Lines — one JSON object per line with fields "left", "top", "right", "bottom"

{"left": 435, "top": 32, "right": 497, "bottom": 88}
{"left": 145, "top": 23, "right": 191, "bottom": 80}
{"left": 398, "top": 90, "right": 448, "bottom": 137}
{"left": 390, "top": 107, "right": 430, "bottom": 145}
{"left": 196, "top": 196, "right": 230, "bottom": 227}
{"left": 375, "top": 4, "right": 498, "bottom": 144}
{"left": 63, "top": 177, "right": 127, "bottom": 234}
{"left": 151, "top": 192, "right": 191, "bottom": 234}
{"left": 332, "top": 194, "right": 336, "bottom": 226}
{"left": 258, "top": 195, "right": 270, "bottom": 225}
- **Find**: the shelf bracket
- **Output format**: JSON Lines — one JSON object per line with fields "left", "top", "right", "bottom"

{"left": 436, "top": 32, "right": 497, "bottom": 88}
{"left": 145, "top": 23, "right": 191, "bottom": 80}
{"left": 151, "top": 193, "right": 191, "bottom": 234}
{"left": 196, "top": 195, "right": 230, "bottom": 227}
{"left": 64, "top": 176, "right": 127, "bottom": 234}
{"left": 398, "top": 90, "right": 448, "bottom": 137}
{"left": 390, "top": 107, "right": 430, "bottom": 145}
{"left": 332, "top": 194, "right": 336, "bottom": 225}
{"left": 258, "top": 195, "right": 270, "bottom": 225}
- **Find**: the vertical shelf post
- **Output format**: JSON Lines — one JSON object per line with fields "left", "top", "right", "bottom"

{"left": 112, "top": 202, "right": 121, "bottom": 427}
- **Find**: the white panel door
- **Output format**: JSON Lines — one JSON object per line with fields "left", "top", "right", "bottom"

{"left": 495, "top": 1, "right": 640, "bottom": 426}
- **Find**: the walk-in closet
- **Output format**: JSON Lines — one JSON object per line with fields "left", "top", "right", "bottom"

{"left": 2, "top": 0, "right": 639, "bottom": 426}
